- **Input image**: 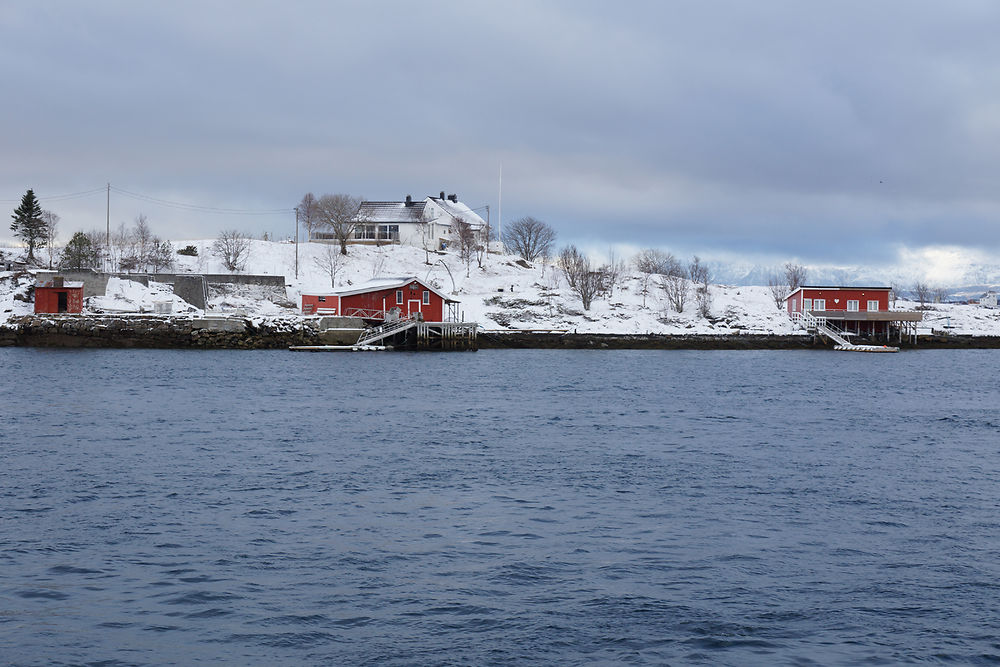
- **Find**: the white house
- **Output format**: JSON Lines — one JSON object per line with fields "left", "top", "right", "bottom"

{"left": 310, "top": 192, "right": 487, "bottom": 251}
{"left": 980, "top": 291, "right": 998, "bottom": 308}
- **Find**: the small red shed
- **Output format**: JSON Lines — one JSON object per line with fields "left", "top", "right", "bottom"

{"left": 34, "top": 277, "right": 84, "bottom": 314}
{"left": 301, "top": 276, "right": 456, "bottom": 321}
{"left": 785, "top": 285, "right": 921, "bottom": 339}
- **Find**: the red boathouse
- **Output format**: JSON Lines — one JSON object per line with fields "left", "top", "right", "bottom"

{"left": 785, "top": 285, "right": 921, "bottom": 340}
{"left": 34, "top": 277, "right": 84, "bottom": 314}
{"left": 301, "top": 276, "right": 457, "bottom": 321}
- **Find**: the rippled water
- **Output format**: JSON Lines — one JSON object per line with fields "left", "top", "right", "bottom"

{"left": 2, "top": 348, "right": 1000, "bottom": 665}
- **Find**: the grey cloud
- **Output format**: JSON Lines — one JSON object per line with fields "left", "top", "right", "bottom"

{"left": 3, "top": 0, "right": 1000, "bottom": 267}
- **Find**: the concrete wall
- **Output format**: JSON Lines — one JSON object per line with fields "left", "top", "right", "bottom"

{"left": 53, "top": 271, "right": 286, "bottom": 297}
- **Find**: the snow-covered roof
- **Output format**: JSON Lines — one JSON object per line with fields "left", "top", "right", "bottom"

{"left": 312, "top": 276, "right": 455, "bottom": 302}
{"left": 357, "top": 201, "right": 427, "bottom": 223}
{"left": 429, "top": 196, "right": 486, "bottom": 228}
{"left": 37, "top": 280, "right": 84, "bottom": 289}
{"left": 353, "top": 194, "right": 486, "bottom": 229}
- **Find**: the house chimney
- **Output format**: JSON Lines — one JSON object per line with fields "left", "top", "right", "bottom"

{"left": 448, "top": 194, "right": 457, "bottom": 203}
{"left": 53, "top": 276, "right": 64, "bottom": 288}
{"left": 405, "top": 194, "right": 412, "bottom": 206}
{"left": 439, "top": 191, "right": 445, "bottom": 199}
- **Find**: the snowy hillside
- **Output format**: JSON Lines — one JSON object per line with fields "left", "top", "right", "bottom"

{"left": 4, "top": 239, "right": 1000, "bottom": 337}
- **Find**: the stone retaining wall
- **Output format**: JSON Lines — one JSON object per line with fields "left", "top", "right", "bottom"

{"left": 0, "top": 315, "right": 321, "bottom": 349}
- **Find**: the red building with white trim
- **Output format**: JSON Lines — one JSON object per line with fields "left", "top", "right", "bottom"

{"left": 785, "top": 285, "right": 921, "bottom": 340}
{"left": 301, "top": 276, "right": 456, "bottom": 321}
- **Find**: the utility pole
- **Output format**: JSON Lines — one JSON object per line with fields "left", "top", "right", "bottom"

{"left": 497, "top": 162, "right": 502, "bottom": 254}
{"left": 106, "top": 182, "right": 110, "bottom": 272}
{"left": 294, "top": 206, "right": 299, "bottom": 280}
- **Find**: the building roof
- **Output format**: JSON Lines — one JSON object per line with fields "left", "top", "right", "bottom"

{"left": 306, "top": 276, "right": 456, "bottom": 302}
{"left": 428, "top": 196, "right": 487, "bottom": 228}
{"left": 36, "top": 280, "right": 84, "bottom": 289}
{"left": 783, "top": 285, "right": 892, "bottom": 301}
{"left": 357, "top": 200, "right": 428, "bottom": 223}
{"left": 353, "top": 194, "right": 486, "bottom": 229}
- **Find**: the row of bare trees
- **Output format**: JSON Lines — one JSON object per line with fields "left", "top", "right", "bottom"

{"left": 55, "top": 215, "right": 177, "bottom": 272}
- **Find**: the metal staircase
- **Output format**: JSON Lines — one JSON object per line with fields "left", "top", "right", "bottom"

{"left": 790, "top": 311, "right": 898, "bottom": 352}
{"left": 355, "top": 317, "right": 418, "bottom": 347}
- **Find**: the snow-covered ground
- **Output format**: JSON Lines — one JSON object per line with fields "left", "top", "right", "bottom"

{"left": 4, "top": 239, "right": 1000, "bottom": 336}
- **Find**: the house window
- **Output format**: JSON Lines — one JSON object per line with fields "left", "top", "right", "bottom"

{"left": 318, "top": 296, "right": 326, "bottom": 303}
{"left": 377, "top": 225, "right": 399, "bottom": 241}
{"left": 354, "top": 225, "right": 377, "bottom": 240}
{"left": 396, "top": 290, "right": 403, "bottom": 304}
{"left": 868, "top": 300, "right": 879, "bottom": 312}
{"left": 813, "top": 299, "right": 826, "bottom": 311}
{"left": 803, "top": 298, "right": 813, "bottom": 311}
{"left": 422, "top": 290, "right": 430, "bottom": 305}
{"left": 847, "top": 300, "right": 859, "bottom": 311}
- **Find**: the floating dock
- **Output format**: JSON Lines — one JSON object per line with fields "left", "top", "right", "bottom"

{"left": 289, "top": 345, "right": 389, "bottom": 352}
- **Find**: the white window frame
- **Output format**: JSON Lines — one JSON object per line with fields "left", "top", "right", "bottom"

{"left": 803, "top": 298, "right": 813, "bottom": 311}
{"left": 396, "top": 290, "right": 403, "bottom": 305}
{"left": 422, "top": 290, "right": 430, "bottom": 305}
{"left": 813, "top": 299, "right": 826, "bottom": 311}
{"left": 868, "top": 300, "right": 879, "bottom": 312}
{"left": 847, "top": 300, "right": 859, "bottom": 312}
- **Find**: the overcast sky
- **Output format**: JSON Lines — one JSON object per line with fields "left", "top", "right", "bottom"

{"left": 3, "top": 1, "right": 999, "bottom": 273}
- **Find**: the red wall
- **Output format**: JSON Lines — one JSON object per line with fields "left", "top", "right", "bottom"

{"left": 341, "top": 281, "right": 443, "bottom": 321}
{"left": 34, "top": 287, "right": 83, "bottom": 314}
{"left": 301, "top": 294, "right": 340, "bottom": 315}
{"left": 788, "top": 288, "right": 889, "bottom": 314}
{"left": 301, "top": 280, "right": 444, "bottom": 320}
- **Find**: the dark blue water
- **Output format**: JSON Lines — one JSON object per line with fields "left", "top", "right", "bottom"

{"left": 2, "top": 348, "right": 1000, "bottom": 665}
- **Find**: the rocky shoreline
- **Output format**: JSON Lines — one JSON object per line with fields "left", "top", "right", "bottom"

{"left": 3, "top": 314, "right": 1000, "bottom": 350}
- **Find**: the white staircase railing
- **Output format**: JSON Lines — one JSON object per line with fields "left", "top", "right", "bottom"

{"left": 790, "top": 311, "right": 852, "bottom": 347}
{"left": 356, "top": 317, "right": 418, "bottom": 346}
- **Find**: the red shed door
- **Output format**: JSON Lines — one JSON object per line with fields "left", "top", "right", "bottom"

{"left": 408, "top": 299, "right": 421, "bottom": 317}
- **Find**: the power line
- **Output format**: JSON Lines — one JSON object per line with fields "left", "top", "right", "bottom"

{"left": 111, "top": 186, "right": 293, "bottom": 215}
{"left": 3, "top": 185, "right": 294, "bottom": 215}
{"left": 0, "top": 186, "right": 107, "bottom": 203}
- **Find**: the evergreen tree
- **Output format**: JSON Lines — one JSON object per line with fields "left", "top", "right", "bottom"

{"left": 60, "top": 231, "right": 100, "bottom": 270}
{"left": 10, "top": 189, "right": 47, "bottom": 263}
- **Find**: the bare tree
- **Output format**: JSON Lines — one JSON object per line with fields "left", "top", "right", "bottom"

{"left": 502, "top": 216, "right": 557, "bottom": 262}
{"left": 105, "top": 222, "right": 128, "bottom": 272}
{"left": 913, "top": 282, "right": 930, "bottom": 308}
{"left": 660, "top": 272, "right": 688, "bottom": 313}
{"left": 316, "top": 194, "right": 363, "bottom": 255}
{"left": 149, "top": 238, "right": 174, "bottom": 272}
{"left": 451, "top": 218, "right": 477, "bottom": 277}
{"left": 890, "top": 283, "right": 900, "bottom": 308}
{"left": 212, "top": 229, "right": 252, "bottom": 272}
{"left": 599, "top": 248, "right": 628, "bottom": 299}
{"left": 559, "top": 244, "right": 605, "bottom": 310}
{"left": 767, "top": 262, "right": 807, "bottom": 309}
{"left": 41, "top": 210, "right": 60, "bottom": 269}
{"left": 784, "top": 262, "right": 807, "bottom": 291}
{"left": 131, "top": 214, "right": 155, "bottom": 271}
{"left": 297, "top": 192, "right": 321, "bottom": 238}
{"left": 559, "top": 245, "right": 586, "bottom": 288}
{"left": 634, "top": 248, "right": 678, "bottom": 308}
{"left": 933, "top": 286, "right": 950, "bottom": 304}
{"left": 767, "top": 273, "right": 788, "bottom": 309}
{"left": 689, "top": 255, "right": 712, "bottom": 318}
{"left": 313, "top": 242, "right": 345, "bottom": 287}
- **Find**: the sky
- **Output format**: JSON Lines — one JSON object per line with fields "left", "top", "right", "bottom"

{"left": 2, "top": 1, "right": 999, "bottom": 277}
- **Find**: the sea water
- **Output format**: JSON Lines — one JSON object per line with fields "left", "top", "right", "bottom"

{"left": 2, "top": 348, "right": 999, "bottom": 665}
